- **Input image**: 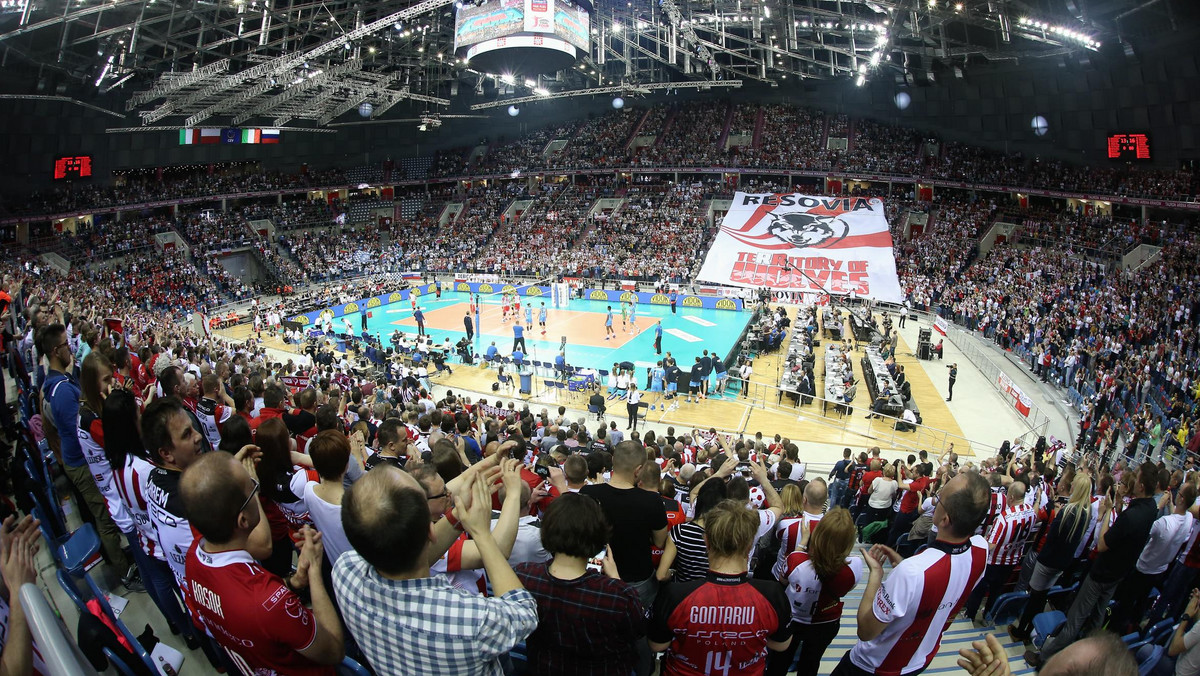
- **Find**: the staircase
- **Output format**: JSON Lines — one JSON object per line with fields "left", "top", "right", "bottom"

{"left": 715, "top": 102, "right": 735, "bottom": 151}
{"left": 751, "top": 107, "right": 766, "bottom": 148}
{"left": 624, "top": 108, "right": 653, "bottom": 150}
{"left": 654, "top": 107, "right": 679, "bottom": 147}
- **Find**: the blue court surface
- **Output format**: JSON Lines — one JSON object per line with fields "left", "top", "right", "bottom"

{"left": 336, "top": 290, "right": 752, "bottom": 375}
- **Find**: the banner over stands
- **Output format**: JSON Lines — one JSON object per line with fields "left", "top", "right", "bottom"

{"left": 697, "top": 192, "right": 904, "bottom": 303}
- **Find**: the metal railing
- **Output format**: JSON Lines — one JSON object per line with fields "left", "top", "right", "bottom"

{"left": 940, "top": 322, "right": 1053, "bottom": 438}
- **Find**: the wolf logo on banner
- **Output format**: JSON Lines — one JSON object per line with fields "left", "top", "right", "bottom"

{"left": 697, "top": 192, "right": 903, "bottom": 303}
{"left": 766, "top": 212, "right": 849, "bottom": 248}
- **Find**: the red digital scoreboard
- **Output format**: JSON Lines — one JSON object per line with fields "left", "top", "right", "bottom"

{"left": 1106, "top": 133, "right": 1151, "bottom": 161}
{"left": 53, "top": 155, "right": 93, "bottom": 180}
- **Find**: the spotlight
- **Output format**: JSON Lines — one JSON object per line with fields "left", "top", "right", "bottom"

{"left": 894, "top": 91, "right": 911, "bottom": 110}
{"left": 1031, "top": 115, "right": 1049, "bottom": 137}
{"left": 612, "top": 96, "right": 625, "bottom": 109}
{"left": 508, "top": 105, "right": 520, "bottom": 116}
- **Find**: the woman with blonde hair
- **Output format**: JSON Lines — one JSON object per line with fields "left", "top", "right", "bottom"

{"left": 1008, "top": 474, "right": 1095, "bottom": 641}
{"left": 767, "top": 508, "right": 862, "bottom": 676}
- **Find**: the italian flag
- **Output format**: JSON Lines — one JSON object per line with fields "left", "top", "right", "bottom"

{"left": 241, "top": 129, "right": 261, "bottom": 144}
{"left": 179, "top": 129, "right": 200, "bottom": 145}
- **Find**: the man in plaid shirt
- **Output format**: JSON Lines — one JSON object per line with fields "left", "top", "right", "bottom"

{"left": 333, "top": 461, "right": 537, "bottom": 676}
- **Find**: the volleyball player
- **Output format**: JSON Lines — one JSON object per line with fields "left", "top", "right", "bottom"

{"left": 538, "top": 303, "right": 548, "bottom": 336}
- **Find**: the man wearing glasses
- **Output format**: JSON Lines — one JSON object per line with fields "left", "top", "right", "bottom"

{"left": 181, "top": 451, "right": 344, "bottom": 675}
{"left": 39, "top": 323, "right": 133, "bottom": 580}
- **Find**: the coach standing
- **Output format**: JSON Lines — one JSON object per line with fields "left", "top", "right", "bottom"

{"left": 833, "top": 471, "right": 990, "bottom": 676}
{"left": 414, "top": 307, "right": 426, "bottom": 336}
{"left": 513, "top": 321, "right": 527, "bottom": 353}
{"left": 463, "top": 311, "right": 474, "bottom": 342}
{"left": 946, "top": 363, "right": 958, "bottom": 402}
{"left": 654, "top": 321, "right": 663, "bottom": 355}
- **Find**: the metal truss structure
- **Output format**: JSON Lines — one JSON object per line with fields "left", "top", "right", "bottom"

{"left": 0, "top": 0, "right": 1188, "bottom": 128}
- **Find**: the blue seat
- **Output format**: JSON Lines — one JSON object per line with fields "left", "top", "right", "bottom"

{"left": 56, "top": 569, "right": 159, "bottom": 675}
{"left": 1046, "top": 582, "right": 1078, "bottom": 610}
{"left": 1145, "top": 619, "right": 1176, "bottom": 645}
{"left": 1137, "top": 645, "right": 1165, "bottom": 676}
{"left": 985, "top": 591, "right": 1029, "bottom": 626}
{"left": 337, "top": 656, "right": 372, "bottom": 676}
{"left": 588, "top": 404, "right": 605, "bottom": 420}
{"left": 1031, "top": 610, "right": 1066, "bottom": 650}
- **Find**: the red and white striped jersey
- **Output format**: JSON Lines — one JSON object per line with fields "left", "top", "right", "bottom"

{"left": 986, "top": 503, "right": 1037, "bottom": 566}
{"left": 783, "top": 552, "right": 863, "bottom": 624}
{"left": 985, "top": 486, "right": 1007, "bottom": 529}
{"left": 113, "top": 454, "right": 163, "bottom": 560}
{"left": 849, "top": 535, "right": 988, "bottom": 676}
{"left": 773, "top": 512, "right": 825, "bottom": 580}
{"left": 1074, "top": 496, "right": 1106, "bottom": 558}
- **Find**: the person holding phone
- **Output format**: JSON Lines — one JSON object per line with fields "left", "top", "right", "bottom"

{"left": 514, "top": 493, "right": 646, "bottom": 676}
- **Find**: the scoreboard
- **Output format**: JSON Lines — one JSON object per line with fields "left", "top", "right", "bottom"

{"left": 53, "top": 155, "right": 93, "bottom": 180}
{"left": 1106, "top": 133, "right": 1151, "bottom": 161}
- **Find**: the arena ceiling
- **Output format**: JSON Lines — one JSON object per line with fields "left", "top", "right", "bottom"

{"left": 0, "top": 0, "right": 1192, "bottom": 128}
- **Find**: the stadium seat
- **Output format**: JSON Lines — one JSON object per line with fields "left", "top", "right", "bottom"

{"left": 337, "top": 657, "right": 373, "bottom": 676}
{"left": 1031, "top": 610, "right": 1066, "bottom": 650}
{"left": 1136, "top": 645, "right": 1165, "bottom": 676}
{"left": 1144, "top": 619, "right": 1175, "bottom": 645}
{"left": 56, "top": 569, "right": 159, "bottom": 676}
{"left": 588, "top": 404, "right": 605, "bottom": 421}
{"left": 1046, "top": 582, "right": 1078, "bottom": 610}
{"left": 985, "top": 591, "right": 1029, "bottom": 626}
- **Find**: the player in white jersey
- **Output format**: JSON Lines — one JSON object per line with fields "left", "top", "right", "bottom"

{"left": 835, "top": 472, "right": 990, "bottom": 676}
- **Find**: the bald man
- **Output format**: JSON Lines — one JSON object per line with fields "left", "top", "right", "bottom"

{"left": 773, "top": 478, "right": 829, "bottom": 580}
{"left": 959, "top": 631, "right": 1135, "bottom": 676}
{"left": 332, "top": 464, "right": 537, "bottom": 676}
{"left": 180, "top": 452, "right": 344, "bottom": 674}
{"left": 965, "top": 482, "right": 1035, "bottom": 622}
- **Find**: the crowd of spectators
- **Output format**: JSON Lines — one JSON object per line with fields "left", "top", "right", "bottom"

{"left": 11, "top": 111, "right": 1200, "bottom": 676}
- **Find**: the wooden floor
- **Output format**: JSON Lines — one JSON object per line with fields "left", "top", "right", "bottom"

{"left": 220, "top": 304, "right": 973, "bottom": 456}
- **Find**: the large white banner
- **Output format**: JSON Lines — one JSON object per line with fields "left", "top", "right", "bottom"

{"left": 697, "top": 193, "right": 903, "bottom": 302}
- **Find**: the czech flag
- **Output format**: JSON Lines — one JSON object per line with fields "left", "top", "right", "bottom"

{"left": 261, "top": 129, "right": 281, "bottom": 144}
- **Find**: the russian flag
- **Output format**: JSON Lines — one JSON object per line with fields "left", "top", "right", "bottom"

{"left": 179, "top": 129, "right": 200, "bottom": 145}
{"left": 241, "top": 128, "right": 261, "bottom": 144}
{"left": 261, "top": 128, "right": 281, "bottom": 144}
{"left": 200, "top": 128, "right": 222, "bottom": 144}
